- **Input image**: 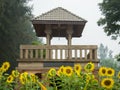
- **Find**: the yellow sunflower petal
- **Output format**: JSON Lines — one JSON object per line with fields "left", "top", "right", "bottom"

{"left": 6, "top": 75, "right": 14, "bottom": 83}
{"left": 84, "top": 62, "right": 94, "bottom": 72}
{"left": 1, "top": 62, "right": 10, "bottom": 72}
{"left": 117, "top": 71, "right": 120, "bottom": 79}
{"left": 48, "top": 68, "right": 56, "bottom": 77}
{"left": 101, "top": 78, "right": 114, "bottom": 89}
{"left": 106, "top": 68, "right": 115, "bottom": 77}
{"left": 99, "top": 67, "right": 107, "bottom": 76}
{"left": 74, "top": 63, "right": 82, "bottom": 76}
{"left": 12, "top": 70, "right": 20, "bottom": 78}
{"left": 63, "top": 66, "right": 73, "bottom": 76}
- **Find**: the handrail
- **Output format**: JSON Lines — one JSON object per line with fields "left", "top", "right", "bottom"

{"left": 20, "top": 45, "right": 98, "bottom": 61}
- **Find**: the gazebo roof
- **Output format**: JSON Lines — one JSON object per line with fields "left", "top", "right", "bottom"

{"left": 32, "top": 7, "right": 87, "bottom": 37}
{"left": 33, "top": 7, "right": 87, "bottom": 22}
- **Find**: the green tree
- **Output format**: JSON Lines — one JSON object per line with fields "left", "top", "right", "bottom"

{"left": 0, "top": 0, "right": 41, "bottom": 71}
{"left": 98, "top": 43, "right": 113, "bottom": 60}
{"left": 97, "top": 0, "right": 120, "bottom": 42}
{"left": 115, "top": 53, "right": 120, "bottom": 61}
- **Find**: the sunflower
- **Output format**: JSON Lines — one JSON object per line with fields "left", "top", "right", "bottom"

{"left": 30, "top": 73, "right": 37, "bottom": 82}
{"left": 12, "top": 70, "right": 20, "bottom": 78}
{"left": 84, "top": 62, "right": 95, "bottom": 72}
{"left": 117, "top": 71, "right": 120, "bottom": 79}
{"left": 85, "top": 74, "right": 91, "bottom": 83}
{"left": 74, "top": 63, "right": 82, "bottom": 76}
{"left": 48, "top": 68, "right": 56, "bottom": 77}
{"left": 57, "top": 65, "right": 64, "bottom": 76}
{"left": 0, "top": 67, "right": 3, "bottom": 75}
{"left": 6, "top": 75, "right": 14, "bottom": 83}
{"left": 19, "top": 72, "right": 29, "bottom": 84}
{"left": 59, "top": 65, "right": 64, "bottom": 73}
{"left": 19, "top": 73, "right": 26, "bottom": 85}
{"left": 63, "top": 66, "right": 73, "bottom": 76}
{"left": 1, "top": 62, "right": 10, "bottom": 72}
{"left": 106, "top": 68, "right": 115, "bottom": 77}
{"left": 23, "top": 72, "right": 28, "bottom": 77}
{"left": 98, "top": 67, "right": 107, "bottom": 76}
{"left": 101, "top": 78, "right": 114, "bottom": 89}
{"left": 0, "top": 67, "right": 2, "bottom": 72}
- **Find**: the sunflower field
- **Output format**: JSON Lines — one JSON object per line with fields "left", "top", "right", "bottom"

{"left": 0, "top": 61, "right": 120, "bottom": 90}
{"left": 0, "top": 62, "right": 46, "bottom": 90}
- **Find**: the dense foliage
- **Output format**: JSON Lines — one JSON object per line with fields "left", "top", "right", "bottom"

{"left": 97, "top": 0, "right": 120, "bottom": 42}
{"left": 0, "top": 0, "right": 40, "bottom": 70}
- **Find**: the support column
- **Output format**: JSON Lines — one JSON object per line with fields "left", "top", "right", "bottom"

{"left": 45, "top": 25, "right": 52, "bottom": 59}
{"left": 66, "top": 25, "right": 73, "bottom": 46}
{"left": 45, "top": 25, "right": 52, "bottom": 45}
{"left": 66, "top": 25, "right": 73, "bottom": 60}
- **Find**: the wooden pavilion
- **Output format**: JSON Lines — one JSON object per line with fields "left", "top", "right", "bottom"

{"left": 17, "top": 7, "right": 99, "bottom": 77}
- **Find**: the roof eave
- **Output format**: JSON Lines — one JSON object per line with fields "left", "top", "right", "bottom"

{"left": 32, "top": 20, "right": 87, "bottom": 25}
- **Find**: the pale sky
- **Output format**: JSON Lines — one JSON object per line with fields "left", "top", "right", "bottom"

{"left": 29, "top": 0, "right": 120, "bottom": 56}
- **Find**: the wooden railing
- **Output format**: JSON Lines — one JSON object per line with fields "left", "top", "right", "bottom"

{"left": 19, "top": 45, "right": 98, "bottom": 61}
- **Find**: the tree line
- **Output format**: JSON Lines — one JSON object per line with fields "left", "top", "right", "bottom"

{"left": 0, "top": 0, "right": 42, "bottom": 72}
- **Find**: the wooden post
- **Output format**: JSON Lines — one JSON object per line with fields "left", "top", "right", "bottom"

{"left": 44, "top": 25, "right": 52, "bottom": 60}
{"left": 66, "top": 25, "right": 73, "bottom": 60}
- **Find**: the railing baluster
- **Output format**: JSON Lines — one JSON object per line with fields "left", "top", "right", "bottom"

{"left": 55, "top": 49, "right": 58, "bottom": 59}
{"left": 75, "top": 49, "right": 77, "bottom": 60}
{"left": 90, "top": 49, "right": 92, "bottom": 60}
{"left": 85, "top": 49, "right": 87, "bottom": 60}
{"left": 46, "top": 49, "right": 49, "bottom": 60}
{"left": 20, "top": 49, "right": 23, "bottom": 59}
{"left": 60, "top": 49, "right": 62, "bottom": 59}
{"left": 41, "top": 49, "right": 43, "bottom": 59}
{"left": 35, "top": 49, "right": 38, "bottom": 58}
{"left": 94, "top": 49, "right": 97, "bottom": 60}
{"left": 30, "top": 49, "right": 33, "bottom": 59}
{"left": 80, "top": 49, "right": 82, "bottom": 60}
{"left": 65, "top": 49, "right": 68, "bottom": 59}
{"left": 50, "top": 49, "right": 53, "bottom": 59}
{"left": 68, "top": 47, "right": 72, "bottom": 60}
{"left": 25, "top": 49, "right": 28, "bottom": 59}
